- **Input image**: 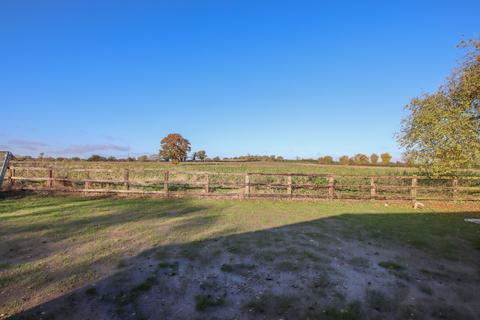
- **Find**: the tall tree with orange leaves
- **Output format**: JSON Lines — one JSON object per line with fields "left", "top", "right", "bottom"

{"left": 159, "top": 133, "right": 191, "bottom": 162}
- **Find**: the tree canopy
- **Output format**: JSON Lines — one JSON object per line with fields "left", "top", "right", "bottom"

{"left": 159, "top": 133, "right": 191, "bottom": 162}
{"left": 196, "top": 150, "right": 207, "bottom": 161}
{"left": 318, "top": 155, "right": 333, "bottom": 165}
{"left": 398, "top": 39, "right": 480, "bottom": 176}
{"left": 339, "top": 155, "right": 349, "bottom": 165}
{"left": 353, "top": 154, "right": 369, "bottom": 165}
{"left": 380, "top": 153, "right": 392, "bottom": 165}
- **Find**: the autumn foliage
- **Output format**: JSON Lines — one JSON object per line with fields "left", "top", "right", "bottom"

{"left": 159, "top": 133, "right": 191, "bottom": 162}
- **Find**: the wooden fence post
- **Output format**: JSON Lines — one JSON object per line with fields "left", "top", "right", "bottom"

{"left": 164, "top": 171, "right": 169, "bottom": 196}
{"left": 411, "top": 176, "right": 417, "bottom": 202}
{"left": 47, "top": 167, "right": 53, "bottom": 188}
{"left": 204, "top": 174, "right": 209, "bottom": 194}
{"left": 452, "top": 177, "right": 458, "bottom": 201}
{"left": 245, "top": 174, "right": 250, "bottom": 198}
{"left": 370, "top": 177, "right": 376, "bottom": 200}
{"left": 328, "top": 176, "right": 335, "bottom": 200}
{"left": 287, "top": 175, "right": 292, "bottom": 197}
{"left": 8, "top": 167, "right": 14, "bottom": 190}
{"left": 124, "top": 169, "right": 130, "bottom": 190}
{"left": 12, "top": 168, "right": 16, "bottom": 189}
{"left": 85, "top": 169, "right": 91, "bottom": 190}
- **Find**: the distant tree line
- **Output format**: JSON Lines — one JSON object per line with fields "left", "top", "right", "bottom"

{"left": 318, "top": 153, "right": 394, "bottom": 166}
{"left": 11, "top": 136, "right": 407, "bottom": 168}
{"left": 222, "top": 155, "right": 284, "bottom": 162}
{"left": 13, "top": 150, "right": 404, "bottom": 167}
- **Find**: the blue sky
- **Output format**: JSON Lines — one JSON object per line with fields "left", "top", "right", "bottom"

{"left": 1, "top": 0, "right": 478, "bottom": 159}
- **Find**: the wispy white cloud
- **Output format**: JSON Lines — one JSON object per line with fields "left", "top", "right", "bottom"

{"left": 103, "top": 135, "right": 117, "bottom": 141}
{"left": 8, "top": 139, "right": 48, "bottom": 151}
{"left": 62, "top": 144, "right": 131, "bottom": 154}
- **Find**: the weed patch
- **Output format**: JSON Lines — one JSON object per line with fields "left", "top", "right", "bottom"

{"left": 275, "top": 260, "right": 300, "bottom": 272}
{"left": 419, "top": 285, "right": 433, "bottom": 296}
{"left": 0, "top": 263, "right": 11, "bottom": 270}
{"left": 244, "top": 294, "right": 295, "bottom": 316}
{"left": 312, "top": 274, "right": 331, "bottom": 289}
{"left": 116, "top": 276, "right": 158, "bottom": 306}
{"left": 348, "top": 256, "right": 370, "bottom": 269}
{"left": 85, "top": 287, "right": 97, "bottom": 295}
{"left": 220, "top": 263, "right": 255, "bottom": 273}
{"left": 378, "top": 261, "right": 404, "bottom": 271}
{"left": 322, "top": 301, "right": 364, "bottom": 320}
{"left": 366, "top": 290, "right": 394, "bottom": 313}
{"left": 195, "top": 294, "right": 224, "bottom": 311}
{"left": 157, "top": 261, "right": 179, "bottom": 276}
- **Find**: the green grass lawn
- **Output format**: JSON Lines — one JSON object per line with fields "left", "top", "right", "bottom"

{"left": 1, "top": 195, "right": 479, "bottom": 319}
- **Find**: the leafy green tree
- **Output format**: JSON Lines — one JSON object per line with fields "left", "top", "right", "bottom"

{"left": 398, "top": 40, "right": 480, "bottom": 176}
{"left": 380, "top": 152, "right": 392, "bottom": 165}
{"left": 88, "top": 154, "right": 106, "bottom": 161}
{"left": 196, "top": 150, "right": 207, "bottom": 161}
{"left": 370, "top": 153, "right": 379, "bottom": 165}
{"left": 159, "top": 133, "right": 191, "bottom": 162}
{"left": 339, "top": 155, "right": 349, "bottom": 165}
{"left": 137, "top": 155, "right": 149, "bottom": 161}
{"left": 353, "top": 153, "right": 369, "bottom": 165}
{"left": 318, "top": 156, "right": 333, "bottom": 164}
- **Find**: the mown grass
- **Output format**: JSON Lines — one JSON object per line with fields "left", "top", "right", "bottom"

{"left": 0, "top": 195, "right": 479, "bottom": 317}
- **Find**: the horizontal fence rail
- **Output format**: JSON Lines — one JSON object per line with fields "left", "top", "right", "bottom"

{"left": 2, "top": 165, "right": 480, "bottom": 201}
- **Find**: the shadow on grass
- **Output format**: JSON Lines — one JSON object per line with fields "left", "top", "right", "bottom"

{"left": 0, "top": 190, "right": 38, "bottom": 201}
{"left": 1, "top": 196, "right": 479, "bottom": 320}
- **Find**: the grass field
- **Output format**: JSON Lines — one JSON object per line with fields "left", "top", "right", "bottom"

{"left": 1, "top": 195, "right": 479, "bottom": 319}
{"left": 11, "top": 160, "right": 480, "bottom": 176}
{"left": 12, "top": 160, "right": 421, "bottom": 175}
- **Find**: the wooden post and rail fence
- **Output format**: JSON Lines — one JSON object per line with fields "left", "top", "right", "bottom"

{"left": 2, "top": 165, "right": 480, "bottom": 201}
